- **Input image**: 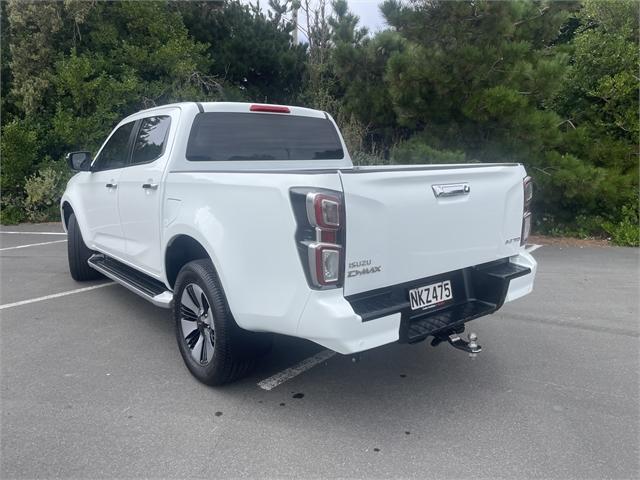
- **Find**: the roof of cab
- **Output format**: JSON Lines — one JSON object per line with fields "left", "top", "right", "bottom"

{"left": 122, "top": 101, "right": 326, "bottom": 122}
{"left": 199, "top": 102, "right": 326, "bottom": 118}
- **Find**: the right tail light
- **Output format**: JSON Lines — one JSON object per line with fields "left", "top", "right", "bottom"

{"left": 521, "top": 176, "right": 533, "bottom": 246}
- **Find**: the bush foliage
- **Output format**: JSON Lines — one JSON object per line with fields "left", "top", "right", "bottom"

{"left": 24, "top": 165, "right": 71, "bottom": 222}
{"left": 1, "top": 0, "right": 638, "bottom": 245}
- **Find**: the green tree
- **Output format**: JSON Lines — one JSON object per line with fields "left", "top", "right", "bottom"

{"left": 0, "top": 0, "right": 637, "bottom": 243}
{"left": 177, "top": 0, "right": 307, "bottom": 103}
{"left": 0, "top": 120, "right": 39, "bottom": 195}
{"left": 380, "top": 0, "right": 576, "bottom": 164}
{"left": 50, "top": 0, "right": 217, "bottom": 151}
{"left": 547, "top": 0, "right": 639, "bottom": 238}
{"left": 331, "top": 30, "right": 406, "bottom": 149}
{"left": 328, "top": 0, "right": 368, "bottom": 46}
{"left": 1, "top": 0, "right": 220, "bottom": 223}
{"left": 556, "top": 0, "right": 638, "bottom": 173}
{"left": 5, "top": 1, "right": 63, "bottom": 116}
{"left": 1, "top": 1, "right": 15, "bottom": 120}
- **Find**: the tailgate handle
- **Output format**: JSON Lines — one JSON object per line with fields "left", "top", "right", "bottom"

{"left": 432, "top": 183, "right": 470, "bottom": 198}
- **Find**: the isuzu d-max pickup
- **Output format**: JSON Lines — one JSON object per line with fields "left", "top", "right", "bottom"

{"left": 61, "top": 102, "right": 537, "bottom": 385}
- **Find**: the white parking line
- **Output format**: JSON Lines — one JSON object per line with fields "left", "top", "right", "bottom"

{"left": 0, "top": 283, "right": 115, "bottom": 310}
{"left": 526, "top": 244, "right": 543, "bottom": 253}
{"left": 0, "top": 240, "right": 67, "bottom": 251}
{"left": 0, "top": 231, "right": 66, "bottom": 235}
{"left": 257, "top": 349, "right": 336, "bottom": 391}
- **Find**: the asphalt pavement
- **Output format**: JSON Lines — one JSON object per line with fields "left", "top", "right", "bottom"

{"left": 1, "top": 224, "right": 638, "bottom": 479}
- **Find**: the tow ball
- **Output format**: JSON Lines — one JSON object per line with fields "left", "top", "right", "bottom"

{"left": 431, "top": 331, "right": 482, "bottom": 357}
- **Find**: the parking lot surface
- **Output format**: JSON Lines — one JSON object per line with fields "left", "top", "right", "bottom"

{"left": 1, "top": 224, "right": 638, "bottom": 479}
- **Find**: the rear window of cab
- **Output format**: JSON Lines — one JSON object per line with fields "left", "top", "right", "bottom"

{"left": 186, "top": 112, "right": 344, "bottom": 161}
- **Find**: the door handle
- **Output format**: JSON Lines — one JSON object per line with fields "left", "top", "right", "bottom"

{"left": 142, "top": 183, "right": 158, "bottom": 190}
{"left": 105, "top": 183, "right": 117, "bottom": 189}
{"left": 431, "top": 183, "right": 470, "bottom": 198}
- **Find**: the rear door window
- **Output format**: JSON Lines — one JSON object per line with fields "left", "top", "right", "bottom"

{"left": 186, "top": 112, "right": 344, "bottom": 161}
{"left": 131, "top": 116, "right": 172, "bottom": 165}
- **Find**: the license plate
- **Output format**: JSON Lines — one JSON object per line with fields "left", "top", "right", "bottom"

{"left": 409, "top": 280, "right": 453, "bottom": 311}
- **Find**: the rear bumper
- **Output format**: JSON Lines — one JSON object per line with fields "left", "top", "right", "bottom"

{"left": 295, "top": 251, "right": 537, "bottom": 354}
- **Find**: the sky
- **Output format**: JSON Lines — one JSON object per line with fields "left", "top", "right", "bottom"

{"left": 340, "top": 0, "right": 387, "bottom": 32}
{"left": 247, "top": 0, "right": 388, "bottom": 41}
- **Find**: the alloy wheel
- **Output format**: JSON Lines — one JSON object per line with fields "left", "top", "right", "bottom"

{"left": 179, "top": 283, "right": 215, "bottom": 365}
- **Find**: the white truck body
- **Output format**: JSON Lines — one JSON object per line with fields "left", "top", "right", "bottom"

{"left": 61, "top": 102, "right": 536, "bottom": 357}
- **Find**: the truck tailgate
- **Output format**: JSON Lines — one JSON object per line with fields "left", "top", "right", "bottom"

{"left": 339, "top": 164, "right": 526, "bottom": 296}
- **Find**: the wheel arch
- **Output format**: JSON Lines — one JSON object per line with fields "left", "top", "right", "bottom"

{"left": 61, "top": 201, "right": 74, "bottom": 231}
{"left": 164, "top": 234, "right": 212, "bottom": 289}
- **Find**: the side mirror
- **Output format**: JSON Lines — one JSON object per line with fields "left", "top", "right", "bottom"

{"left": 66, "top": 151, "right": 92, "bottom": 171}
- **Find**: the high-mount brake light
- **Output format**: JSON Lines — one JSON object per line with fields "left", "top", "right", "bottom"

{"left": 289, "top": 188, "right": 345, "bottom": 289}
{"left": 249, "top": 104, "right": 291, "bottom": 113}
{"left": 521, "top": 176, "right": 533, "bottom": 246}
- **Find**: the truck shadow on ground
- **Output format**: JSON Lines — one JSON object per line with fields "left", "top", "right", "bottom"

{"left": 105, "top": 283, "right": 513, "bottom": 425}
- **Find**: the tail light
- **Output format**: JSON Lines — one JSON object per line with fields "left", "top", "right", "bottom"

{"left": 290, "top": 188, "right": 345, "bottom": 289}
{"left": 521, "top": 176, "right": 533, "bottom": 246}
{"left": 309, "top": 244, "right": 341, "bottom": 285}
{"left": 306, "top": 193, "right": 341, "bottom": 229}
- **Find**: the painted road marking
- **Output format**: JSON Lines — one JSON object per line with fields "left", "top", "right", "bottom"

{"left": 0, "top": 283, "right": 115, "bottom": 310}
{"left": 526, "top": 244, "right": 543, "bottom": 253}
{"left": 0, "top": 240, "right": 68, "bottom": 251}
{"left": 0, "top": 231, "right": 66, "bottom": 235}
{"left": 257, "top": 349, "right": 336, "bottom": 391}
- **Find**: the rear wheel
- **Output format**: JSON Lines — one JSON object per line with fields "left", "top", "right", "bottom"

{"left": 174, "top": 259, "right": 271, "bottom": 385}
{"left": 67, "top": 213, "right": 102, "bottom": 281}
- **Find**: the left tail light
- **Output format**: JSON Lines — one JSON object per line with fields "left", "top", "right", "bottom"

{"left": 521, "top": 176, "right": 533, "bottom": 246}
{"left": 290, "top": 188, "right": 345, "bottom": 289}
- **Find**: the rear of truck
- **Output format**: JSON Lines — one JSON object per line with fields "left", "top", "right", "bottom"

{"left": 168, "top": 102, "right": 537, "bottom": 355}
{"left": 293, "top": 163, "right": 536, "bottom": 354}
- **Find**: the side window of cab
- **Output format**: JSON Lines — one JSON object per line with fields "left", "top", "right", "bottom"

{"left": 92, "top": 121, "right": 136, "bottom": 172}
{"left": 130, "top": 116, "right": 172, "bottom": 166}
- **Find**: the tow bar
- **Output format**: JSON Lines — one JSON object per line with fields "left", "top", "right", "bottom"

{"left": 431, "top": 330, "right": 482, "bottom": 357}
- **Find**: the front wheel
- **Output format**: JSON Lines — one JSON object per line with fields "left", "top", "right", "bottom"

{"left": 173, "top": 259, "right": 271, "bottom": 385}
{"left": 67, "top": 213, "right": 102, "bottom": 281}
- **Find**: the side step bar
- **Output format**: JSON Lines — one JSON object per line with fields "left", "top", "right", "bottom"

{"left": 88, "top": 254, "right": 173, "bottom": 308}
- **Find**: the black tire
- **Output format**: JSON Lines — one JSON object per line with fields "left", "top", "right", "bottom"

{"left": 67, "top": 213, "right": 103, "bottom": 281}
{"left": 174, "top": 259, "right": 272, "bottom": 386}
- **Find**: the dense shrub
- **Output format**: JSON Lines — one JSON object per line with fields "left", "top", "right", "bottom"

{"left": 0, "top": 120, "right": 40, "bottom": 195}
{"left": 602, "top": 205, "right": 640, "bottom": 247}
{"left": 390, "top": 138, "right": 467, "bottom": 165}
{"left": 24, "top": 164, "right": 70, "bottom": 222}
{"left": 0, "top": 193, "right": 26, "bottom": 225}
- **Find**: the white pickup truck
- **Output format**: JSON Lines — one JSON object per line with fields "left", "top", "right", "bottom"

{"left": 61, "top": 102, "right": 537, "bottom": 385}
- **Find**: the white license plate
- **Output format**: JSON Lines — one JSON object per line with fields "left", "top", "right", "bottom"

{"left": 409, "top": 280, "right": 453, "bottom": 311}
